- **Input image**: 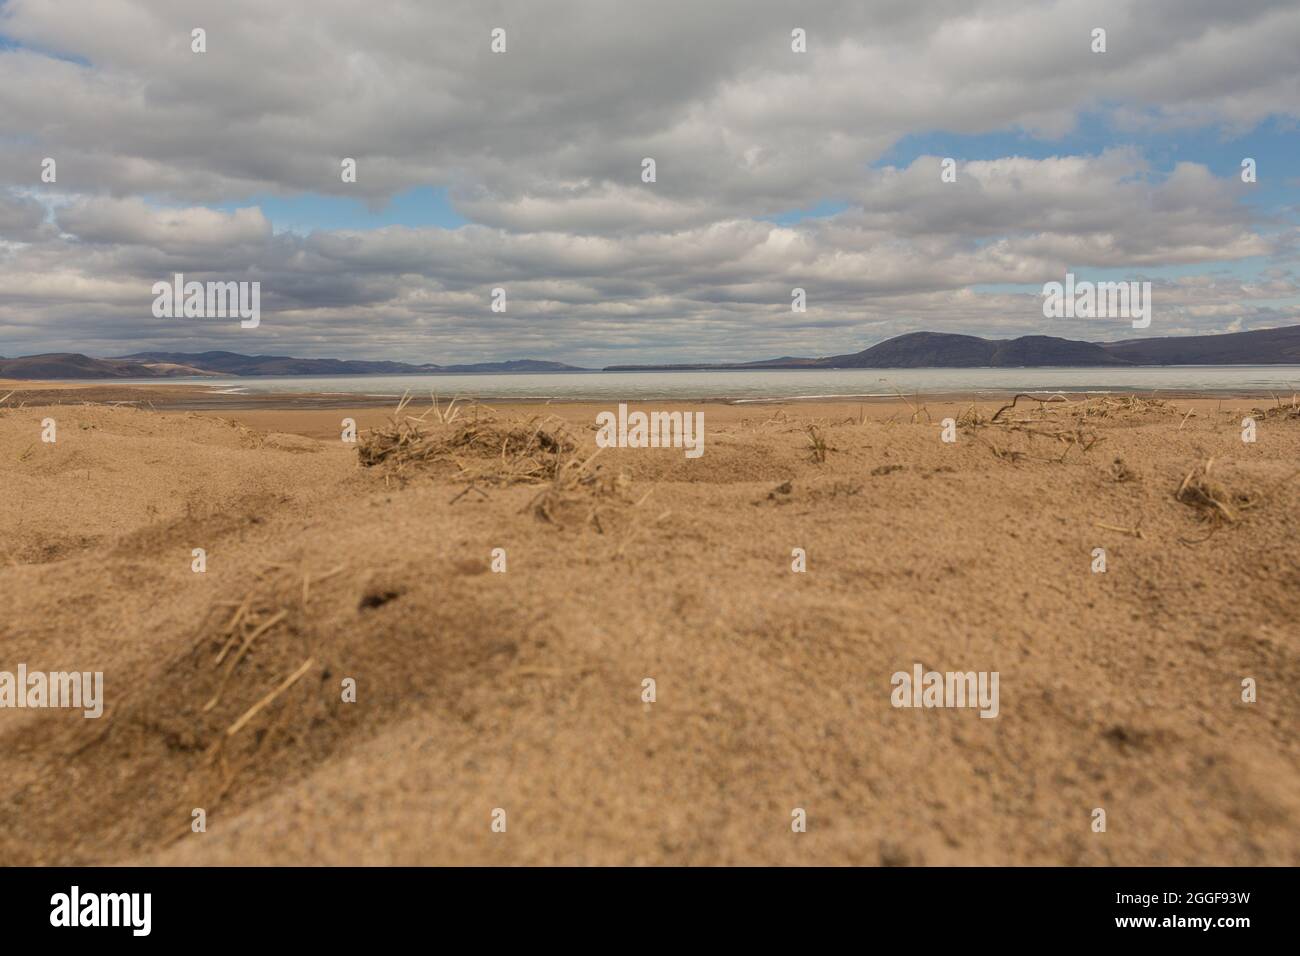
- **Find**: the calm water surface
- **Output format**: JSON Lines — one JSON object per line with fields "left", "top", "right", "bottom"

{"left": 104, "top": 366, "right": 1300, "bottom": 402}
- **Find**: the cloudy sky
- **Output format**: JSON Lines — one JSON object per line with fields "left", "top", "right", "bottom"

{"left": 1, "top": 0, "right": 1298, "bottom": 365}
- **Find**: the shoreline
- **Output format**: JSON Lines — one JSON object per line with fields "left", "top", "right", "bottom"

{"left": 3, "top": 380, "right": 1284, "bottom": 443}
{"left": 2, "top": 378, "right": 1296, "bottom": 412}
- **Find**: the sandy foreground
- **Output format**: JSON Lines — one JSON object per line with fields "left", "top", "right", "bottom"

{"left": 1, "top": 384, "right": 1297, "bottom": 866}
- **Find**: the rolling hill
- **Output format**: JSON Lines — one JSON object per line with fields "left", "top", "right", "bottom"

{"left": 5, "top": 325, "right": 1300, "bottom": 379}
{"left": 0, "top": 351, "right": 586, "bottom": 379}
{"left": 604, "top": 325, "right": 1300, "bottom": 370}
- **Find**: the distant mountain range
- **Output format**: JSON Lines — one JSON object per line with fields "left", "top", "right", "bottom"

{"left": 605, "top": 324, "right": 1300, "bottom": 370}
{"left": 0, "top": 351, "right": 586, "bottom": 379}
{"left": 3, "top": 325, "right": 1300, "bottom": 379}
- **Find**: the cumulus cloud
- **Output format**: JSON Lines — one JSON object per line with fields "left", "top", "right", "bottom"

{"left": 56, "top": 198, "right": 271, "bottom": 247}
{"left": 0, "top": 0, "right": 1297, "bottom": 361}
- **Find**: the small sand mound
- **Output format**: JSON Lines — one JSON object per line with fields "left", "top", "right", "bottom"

{"left": 955, "top": 393, "right": 1108, "bottom": 462}
{"left": 1171, "top": 457, "right": 1299, "bottom": 537}
{"left": 1251, "top": 395, "right": 1300, "bottom": 421}
{"left": 1175, "top": 459, "right": 1240, "bottom": 524}
{"left": 358, "top": 396, "right": 577, "bottom": 486}
{"left": 527, "top": 448, "right": 635, "bottom": 531}
{"left": 1172, "top": 458, "right": 1274, "bottom": 545}
{"left": 207, "top": 415, "right": 272, "bottom": 449}
{"left": 0, "top": 557, "right": 529, "bottom": 864}
{"left": 990, "top": 393, "right": 1177, "bottom": 426}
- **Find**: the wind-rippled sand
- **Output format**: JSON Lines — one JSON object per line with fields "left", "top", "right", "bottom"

{"left": 1, "top": 392, "right": 1297, "bottom": 865}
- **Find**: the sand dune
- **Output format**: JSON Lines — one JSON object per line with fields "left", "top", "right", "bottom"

{"left": 1, "top": 394, "right": 1297, "bottom": 865}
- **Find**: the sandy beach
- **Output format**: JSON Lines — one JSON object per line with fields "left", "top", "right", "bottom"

{"left": 1, "top": 383, "right": 1297, "bottom": 865}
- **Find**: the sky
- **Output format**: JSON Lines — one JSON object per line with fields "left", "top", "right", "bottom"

{"left": 1, "top": 0, "right": 1298, "bottom": 366}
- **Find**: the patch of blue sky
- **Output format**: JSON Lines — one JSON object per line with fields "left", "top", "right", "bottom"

{"left": 760, "top": 199, "right": 851, "bottom": 225}
{"left": 772, "top": 113, "right": 1296, "bottom": 232}
{"left": 876, "top": 112, "right": 1300, "bottom": 212}
{"left": 0, "top": 24, "right": 93, "bottom": 67}
{"left": 212, "top": 186, "right": 468, "bottom": 234}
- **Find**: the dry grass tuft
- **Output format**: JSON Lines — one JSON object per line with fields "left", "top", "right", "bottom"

{"left": 965, "top": 393, "right": 1111, "bottom": 463}
{"left": 527, "top": 448, "right": 634, "bottom": 531}
{"left": 1174, "top": 458, "right": 1248, "bottom": 528}
{"left": 355, "top": 392, "right": 635, "bottom": 531}
{"left": 991, "top": 392, "right": 1177, "bottom": 426}
{"left": 1171, "top": 458, "right": 1300, "bottom": 541}
{"left": 805, "top": 424, "right": 835, "bottom": 463}
{"left": 1251, "top": 393, "right": 1300, "bottom": 421}
{"left": 358, "top": 392, "right": 575, "bottom": 486}
{"left": 60, "top": 560, "right": 340, "bottom": 841}
{"left": 891, "top": 386, "right": 932, "bottom": 424}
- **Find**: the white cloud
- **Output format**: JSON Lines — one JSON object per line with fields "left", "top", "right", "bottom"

{"left": 0, "top": 0, "right": 1297, "bottom": 360}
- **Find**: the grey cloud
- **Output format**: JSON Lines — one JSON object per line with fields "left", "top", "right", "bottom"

{"left": 0, "top": 0, "right": 1297, "bottom": 362}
